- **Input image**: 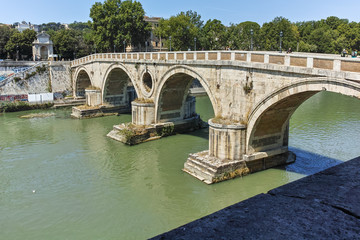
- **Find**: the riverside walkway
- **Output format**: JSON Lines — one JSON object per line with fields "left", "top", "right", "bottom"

{"left": 151, "top": 156, "right": 360, "bottom": 239}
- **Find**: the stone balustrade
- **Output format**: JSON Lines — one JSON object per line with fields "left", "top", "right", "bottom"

{"left": 71, "top": 51, "right": 360, "bottom": 74}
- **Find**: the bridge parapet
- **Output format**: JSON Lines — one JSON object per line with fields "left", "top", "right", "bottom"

{"left": 71, "top": 51, "right": 360, "bottom": 79}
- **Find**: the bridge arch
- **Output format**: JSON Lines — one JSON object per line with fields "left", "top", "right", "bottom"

{"left": 73, "top": 67, "right": 92, "bottom": 98}
{"left": 101, "top": 63, "right": 139, "bottom": 107}
{"left": 246, "top": 77, "right": 360, "bottom": 154}
{"left": 154, "top": 65, "right": 217, "bottom": 123}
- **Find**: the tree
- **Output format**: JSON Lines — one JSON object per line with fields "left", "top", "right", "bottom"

{"left": 227, "top": 21, "right": 260, "bottom": 50}
{"left": 51, "top": 29, "right": 92, "bottom": 60}
{"left": 40, "top": 22, "right": 64, "bottom": 32}
{"left": 307, "top": 27, "right": 338, "bottom": 53}
{"left": 0, "top": 25, "right": 12, "bottom": 59}
{"left": 200, "top": 19, "right": 227, "bottom": 50}
{"left": 69, "top": 21, "right": 91, "bottom": 31}
{"left": 90, "top": 0, "right": 151, "bottom": 52}
{"left": 154, "top": 11, "right": 201, "bottom": 51}
{"left": 5, "top": 29, "right": 36, "bottom": 60}
{"left": 259, "top": 17, "right": 299, "bottom": 51}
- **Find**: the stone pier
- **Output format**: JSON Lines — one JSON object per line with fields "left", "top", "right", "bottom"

{"left": 183, "top": 118, "right": 295, "bottom": 184}
{"left": 107, "top": 96, "right": 205, "bottom": 145}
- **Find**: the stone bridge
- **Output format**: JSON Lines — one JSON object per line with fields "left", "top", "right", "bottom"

{"left": 71, "top": 51, "right": 360, "bottom": 184}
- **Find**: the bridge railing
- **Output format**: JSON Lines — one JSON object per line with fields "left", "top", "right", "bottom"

{"left": 71, "top": 51, "right": 360, "bottom": 74}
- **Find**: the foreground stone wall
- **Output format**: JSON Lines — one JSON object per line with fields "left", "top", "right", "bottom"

{"left": 152, "top": 156, "right": 360, "bottom": 239}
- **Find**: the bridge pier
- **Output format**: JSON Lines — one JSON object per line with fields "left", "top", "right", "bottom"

{"left": 183, "top": 119, "right": 295, "bottom": 184}
{"left": 107, "top": 96, "right": 205, "bottom": 145}
{"left": 71, "top": 86, "right": 136, "bottom": 119}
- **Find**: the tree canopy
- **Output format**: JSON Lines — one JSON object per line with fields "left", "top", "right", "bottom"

{"left": 154, "top": 11, "right": 201, "bottom": 51}
{"left": 90, "top": 0, "right": 151, "bottom": 52}
{"left": 5, "top": 29, "right": 36, "bottom": 60}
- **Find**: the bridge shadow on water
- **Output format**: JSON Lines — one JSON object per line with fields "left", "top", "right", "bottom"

{"left": 278, "top": 147, "right": 344, "bottom": 176}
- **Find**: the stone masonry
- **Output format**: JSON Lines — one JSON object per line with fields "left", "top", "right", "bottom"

{"left": 71, "top": 51, "right": 360, "bottom": 183}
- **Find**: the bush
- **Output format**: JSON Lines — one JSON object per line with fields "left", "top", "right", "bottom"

{"left": 1, "top": 101, "right": 54, "bottom": 112}
{"left": 13, "top": 77, "right": 22, "bottom": 82}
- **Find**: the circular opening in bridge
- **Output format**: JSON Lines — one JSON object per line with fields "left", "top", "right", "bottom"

{"left": 142, "top": 72, "right": 153, "bottom": 93}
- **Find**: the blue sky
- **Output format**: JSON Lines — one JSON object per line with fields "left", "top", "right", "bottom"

{"left": 1, "top": 0, "right": 359, "bottom": 26}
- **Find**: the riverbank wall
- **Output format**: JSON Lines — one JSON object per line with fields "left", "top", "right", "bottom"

{"left": 0, "top": 61, "right": 72, "bottom": 98}
{"left": 151, "top": 156, "right": 360, "bottom": 239}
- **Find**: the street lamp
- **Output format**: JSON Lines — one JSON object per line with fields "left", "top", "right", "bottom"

{"left": 114, "top": 44, "right": 116, "bottom": 53}
{"left": 16, "top": 45, "right": 19, "bottom": 61}
{"left": 169, "top": 36, "right": 172, "bottom": 51}
{"left": 250, "top": 29, "right": 254, "bottom": 51}
{"left": 145, "top": 41, "right": 148, "bottom": 52}
{"left": 94, "top": 44, "right": 97, "bottom": 54}
{"left": 123, "top": 40, "right": 126, "bottom": 52}
{"left": 194, "top": 37, "right": 197, "bottom": 51}
{"left": 279, "top": 31, "right": 283, "bottom": 53}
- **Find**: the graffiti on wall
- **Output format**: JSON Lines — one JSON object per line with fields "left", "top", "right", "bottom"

{"left": 0, "top": 94, "right": 28, "bottom": 102}
{"left": 12, "top": 67, "right": 30, "bottom": 73}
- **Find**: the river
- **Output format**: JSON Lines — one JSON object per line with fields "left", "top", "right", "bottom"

{"left": 0, "top": 91, "right": 359, "bottom": 239}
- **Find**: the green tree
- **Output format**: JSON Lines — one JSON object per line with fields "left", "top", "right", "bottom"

{"left": 154, "top": 11, "right": 201, "bottom": 51}
{"left": 90, "top": 0, "right": 151, "bottom": 52}
{"left": 0, "top": 25, "right": 12, "bottom": 59}
{"left": 40, "top": 22, "right": 65, "bottom": 32}
{"left": 259, "top": 17, "right": 299, "bottom": 51}
{"left": 5, "top": 29, "right": 36, "bottom": 60}
{"left": 227, "top": 21, "right": 260, "bottom": 50}
{"left": 307, "top": 27, "right": 338, "bottom": 53}
{"left": 200, "top": 19, "right": 227, "bottom": 50}
{"left": 51, "top": 29, "right": 91, "bottom": 60}
{"left": 69, "top": 21, "right": 91, "bottom": 31}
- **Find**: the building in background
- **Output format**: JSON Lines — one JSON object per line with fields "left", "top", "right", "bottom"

{"left": 144, "top": 16, "right": 164, "bottom": 52}
{"left": 15, "top": 21, "right": 39, "bottom": 32}
{"left": 126, "top": 16, "right": 165, "bottom": 52}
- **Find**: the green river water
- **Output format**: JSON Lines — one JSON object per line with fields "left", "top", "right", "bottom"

{"left": 1, "top": 91, "right": 360, "bottom": 239}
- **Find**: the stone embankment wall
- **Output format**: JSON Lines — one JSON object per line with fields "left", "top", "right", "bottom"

{"left": 0, "top": 61, "right": 72, "bottom": 96}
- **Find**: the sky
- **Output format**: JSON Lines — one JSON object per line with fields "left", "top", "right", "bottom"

{"left": 1, "top": 0, "right": 360, "bottom": 26}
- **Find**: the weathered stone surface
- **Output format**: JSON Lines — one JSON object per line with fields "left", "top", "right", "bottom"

{"left": 151, "top": 157, "right": 360, "bottom": 239}
{"left": 269, "top": 156, "right": 360, "bottom": 218}
{"left": 108, "top": 115, "right": 205, "bottom": 145}
{"left": 0, "top": 61, "right": 71, "bottom": 95}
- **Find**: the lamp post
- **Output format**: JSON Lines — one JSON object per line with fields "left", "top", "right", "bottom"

{"left": 94, "top": 44, "right": 96, "bottom": 54}
{"left": 145, "top": 41, "right": 148, "bottom": 52}
{"left": 250, "top": 29, "right": 254, "bottom": 51}
{"left": 114, "top": 44, "right": 116, "bottom": 53}
{"left": 279, "top": 31, "right": 283, "bottom": 53}
{"left": 169, "top": 36, "right": 172, "bottom": 51}
{"left": 16, "top": 45, "right": 19, "bottom": 61}
{"left": 123, "top": 40, "right": 126, "bottom": 52}
{"left": 194, "top": 37, "right": 197, "bottom": 51}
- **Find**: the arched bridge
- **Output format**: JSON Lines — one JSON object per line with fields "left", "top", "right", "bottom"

{"left": 71, "top": 51, "right": 360, "bottom": 184}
